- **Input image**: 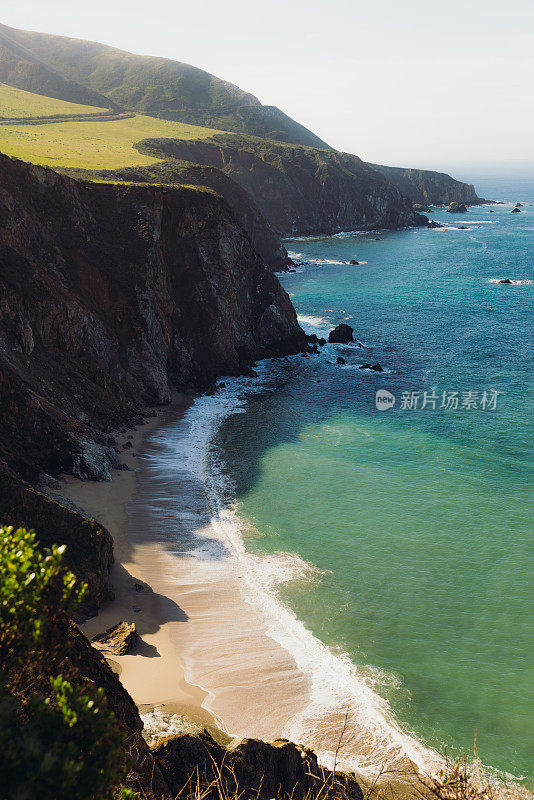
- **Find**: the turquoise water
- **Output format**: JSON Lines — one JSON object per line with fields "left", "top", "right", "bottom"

{"left": 218, "top": 192, "right": 534, "bottom": 778}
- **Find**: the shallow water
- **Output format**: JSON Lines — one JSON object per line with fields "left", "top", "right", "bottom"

{"left": 134, "top": 186, "right": 533, "bottom": 781}
{"left": 219, "top": 193, "right": 534, "bottom": 778}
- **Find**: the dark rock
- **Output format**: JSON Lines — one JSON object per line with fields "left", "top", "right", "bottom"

{"left": 92, "top": 621, "right": 139, "bottom": 655}
{"left": 516, "top": 203, "right": 523, "bottom": 207}
{"left": 511, "top": 207, "right": 521, "bottom": 213}
{"left": 499, "top": 279, "right": 512, "bottom": 284}
{"left": 447, "top": 202, "right": 468, "bottom": 213}
{"left": 336, "top": 356, "right": 347, "bottom": 365}
{"left": 241, "top": 366, "right": 259, "bottom": 378}
{"left": 0, "top": 153, "right": 307, "bottom": 489}
{"left": 359, "top": 363, "right": 372, "bottom": 369}
{"left": 152, "top": 731, "right": 363, "bottom": 800}
{"left": 328, "top": 323, "right": 354, "bottom": 343}
{"left": 427, "top": 220, "right": 443, "bottom": 228}
{"left": 134, "top": 583, "right": 145, "bottom": 592}
{"left": 458, "top": 225, "right": 468, "bottom": 230}
{"left": 349, "top": 259, "right": 359, "bottom": 265}
{"left": 371, "top": 363, "right": 384, "bottom": 372}
{"left": 0, "top": 467, "right": 113, "bottom": 618}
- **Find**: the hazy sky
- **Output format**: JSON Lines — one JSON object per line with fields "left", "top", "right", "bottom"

{"left": 2, "top": 0, "right": 533, "bottom": 169}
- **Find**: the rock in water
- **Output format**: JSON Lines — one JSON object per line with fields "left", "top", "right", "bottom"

{"left": 371, "top": 363, "right": 384, "bottom": 371}
{"left": 511, "top": 207, "right": 521, "bottom": 213}
{"left": 92, "top": 621, "right": 139, "bottom": 655}
{"left": 349, "top": 259, "right": 359, "bottom": 265}
{"left": 499, "top": 278, "right": 512, "bottom": 284}
{"left": 447, "top": 202, "right": 468, "bottom": 213}
{"left": 328, "top": 323, "right": 354, "bottom": 343}
{"left": 336, "top": 356, "right": 347, "bottom": 365}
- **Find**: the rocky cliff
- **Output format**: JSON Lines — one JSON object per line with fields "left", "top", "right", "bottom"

{"left": 134, "top": 135, "right": 427, "bottom": 236}
{"left": 368, "top": 163, "right": 484, "bottom": 206}
{"left": 0, "top": 152, "right": 306, "bottom": 617}
{"left": 0, "top": 153, "right": 305, "bottom": 482}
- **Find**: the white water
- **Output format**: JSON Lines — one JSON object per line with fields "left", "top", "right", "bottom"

{"left": 132, "top": 365, "right": 443, "bottom": 778}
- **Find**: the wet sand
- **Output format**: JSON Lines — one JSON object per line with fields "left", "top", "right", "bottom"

{"left": 53, "top": 397, "right": 210, "bottom": 723}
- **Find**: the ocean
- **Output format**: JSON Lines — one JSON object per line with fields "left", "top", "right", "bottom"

{"left": 137, "top": 178, "right": 533, "bottom": 782}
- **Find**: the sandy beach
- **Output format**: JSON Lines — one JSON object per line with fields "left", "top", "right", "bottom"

{"left": 53, "top": 397, "right": 212, "bottom": 726}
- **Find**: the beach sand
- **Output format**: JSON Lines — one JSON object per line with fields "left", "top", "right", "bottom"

{"left": 52, "top": 397, "right": 212, "bottom": 725}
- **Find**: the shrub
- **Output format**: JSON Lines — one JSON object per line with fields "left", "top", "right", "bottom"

{"left": 0, "top": 526, "right": 129, "bottom": 800}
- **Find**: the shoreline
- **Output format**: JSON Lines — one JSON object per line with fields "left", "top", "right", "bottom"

{"left": 54, "top": 396, "right": 213, "bottom": 727}
{"left": 56, "top": 361, "right": 441, "bottom": 779}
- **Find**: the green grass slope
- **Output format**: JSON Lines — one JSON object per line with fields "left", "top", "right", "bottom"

{"left": 0, "top": 112, "right": 223, "bottom": 169}
{"left": 0, "top": 22, "right": 329, "bottom": 148}
{"left": 0, "top": 83, "right": 109, "bottom": 118}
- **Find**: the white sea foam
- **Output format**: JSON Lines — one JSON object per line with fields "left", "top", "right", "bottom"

{"left": 488, "top": 278, "right": 532, "bottom": 285}
{"left": 297, "top": 314, "right": 331, "bottom": 334}
{"left": 145, "top": 365, "right": 442, "bottom": 778}
{"left": 141, "top": 707, "right": 204, "bottom": 744}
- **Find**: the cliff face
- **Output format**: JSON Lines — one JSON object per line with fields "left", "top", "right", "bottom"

{"left": 84, "top": 159, "right": 291, "bottom": 271}
{"left": 0, "top": 153, "right": 305, "bottom": 487}
{"left": 368, "top": 164, "right": 483, "bottom": 206}
{"left": 137, "top": 136, "right": 427, "bottom": 236}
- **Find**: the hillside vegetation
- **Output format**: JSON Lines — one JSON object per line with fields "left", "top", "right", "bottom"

{"left": 0, "top": 22, "right": 329, "bottom": 148}
{"left": 0, "top": 112, "right": 224, "bottom": 169}
{"left": 0, "top": 82, "right": 108, "bottom": 118}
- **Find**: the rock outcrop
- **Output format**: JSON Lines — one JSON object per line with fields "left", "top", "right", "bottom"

{"left": 152, "top": 731, "right": 363, "bottom": 800}
{"left": 447, "top": 202, "right": 468, "bottom": 213}
{"left": 93, "top": 621, "right": 139, "bottom": 655}
{"left": 329, "top": 324, "right": 354, "bottom": 343}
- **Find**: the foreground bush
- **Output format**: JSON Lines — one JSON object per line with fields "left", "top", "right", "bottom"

{"left": 0, "top": 526, "right": 130, "bottom": 800}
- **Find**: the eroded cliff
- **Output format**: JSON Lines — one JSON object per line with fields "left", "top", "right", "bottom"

{"left": 132, "top": 136, "right": 428, "bottom": 236}
{"left": 368, "top": 163, "right": 484, "bottom": 206}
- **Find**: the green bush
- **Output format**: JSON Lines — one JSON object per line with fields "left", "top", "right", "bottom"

{"left": 0, "top": 526, "right": 130, "bottom": 800}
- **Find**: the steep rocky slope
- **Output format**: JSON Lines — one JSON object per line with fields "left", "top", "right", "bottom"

{"left": 368, "top": 163, "right": 484, "bottom": 206}
{"left": 135, "top": 135, "right": 427, "bottom": 236}
{"left": 71, "top": 159, "right": 291, "bottom": 271}
{"left": 0, "top": 153, "right": 305, "bottom": 483}
{"left": 0, "top": 152, "right": 306, "bottom": 618}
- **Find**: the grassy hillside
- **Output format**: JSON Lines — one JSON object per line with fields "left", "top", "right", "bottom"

{"left": 0, "top": 82, "right": 108, "bottom": 118}
{"left": 0, "top": 22, "right": 329, "bottom": 148}
{"left": 0, "top": 112, "right": 223, "bottom": 169}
